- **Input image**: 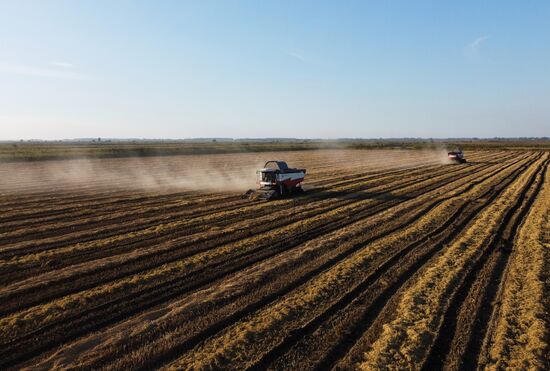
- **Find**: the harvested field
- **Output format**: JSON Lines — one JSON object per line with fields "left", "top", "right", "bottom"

{"left": 0, "top": 149, "right": 548, "bottom": 370}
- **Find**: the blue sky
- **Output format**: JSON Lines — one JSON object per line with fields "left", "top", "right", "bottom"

{"left": 1, "top": 0, "right": 549, "bottom": 139}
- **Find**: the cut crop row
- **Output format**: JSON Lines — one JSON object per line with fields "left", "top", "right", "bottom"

{"left": 359, "top": 153, "right": 547, "bottom": 370}
{"left": 5, "top": 151, "right": 536, "bottom": 370}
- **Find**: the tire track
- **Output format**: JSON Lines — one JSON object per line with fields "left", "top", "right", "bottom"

{"left": 241, "top": 153, "right": 541, "bottom": 370}
{"left": 0, "top": 150, "right": 498, "bottom": 235}
{"left": 64, "top": 154, "right": 534, "bottom": 370}
{"left": 422, "top": 155, "right": 548, "bottom": 370}
{"left": 0, "top": 161, "right": 480, "bottom": 287}
{"left": 0, "top": 157, "right": 512, "bottom": 370}
{"left": 0, "top": 160, "right": 462, "bottom": 258}
{"left": 0, "top": 159, "right": 489, "bottom": 300}
{"left": 355, "top": 152, "right": 545, "bottom": 369}
{"left": 0, "top": 162, "right": 451, "bottom": 250}
{"left": 159, "top": 154, "right": 540, "bottom": 370}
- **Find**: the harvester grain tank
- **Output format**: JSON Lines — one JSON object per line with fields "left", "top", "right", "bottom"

{"left": 447, "top": 149, "right": 467, "bottom": 163}
{"left": 244, "top": 161, "right": 306, "bottom": 200}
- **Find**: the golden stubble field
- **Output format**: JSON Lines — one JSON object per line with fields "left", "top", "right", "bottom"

{"left": 0, "top": 149, "right": 548, "bottom": 370}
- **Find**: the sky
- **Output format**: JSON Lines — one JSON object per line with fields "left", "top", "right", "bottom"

{"left": 0, "top": 0, "right": 549, "bottom": 140}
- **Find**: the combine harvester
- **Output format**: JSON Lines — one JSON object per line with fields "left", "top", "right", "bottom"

{"left": 447, "top": 149, "right": 467, "bottom": 163}
{"left": 244, "top": 160, "right": 306, "bottom": 201}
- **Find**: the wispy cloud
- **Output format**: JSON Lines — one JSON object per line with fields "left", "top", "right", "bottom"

{"left": 464, "top": 35, "right": 490, "bottom": 59}
{"left": 285, "top": 49, "right": 308, "bottom": 63}
{"left": 0, "top": 63, "right": 89, "bottom": 80}
{"left": 51, "top": 61, "right": 74, "bottom": 68}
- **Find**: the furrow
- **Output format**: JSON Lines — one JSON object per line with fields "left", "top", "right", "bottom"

{"left": 358, "top": 152, "right": 546, "bottom": 370}
{"left": 0, "top": 155, "right": 512, "bottom": 370}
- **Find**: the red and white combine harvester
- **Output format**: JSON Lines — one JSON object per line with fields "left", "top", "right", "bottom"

{"left": 447, "top": 149, "right": 467, "bottom": 163}
{"left": 244, "top": 161, "right": 306, "bottom": 200}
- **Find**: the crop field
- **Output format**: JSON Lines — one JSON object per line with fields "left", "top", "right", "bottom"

{"left": 0, "top": 149, "right": 548, "bottom": 370}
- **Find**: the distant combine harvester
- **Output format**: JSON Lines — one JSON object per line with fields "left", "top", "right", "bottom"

{"left": 447, "top": 149, "right": 467, "bottom": 163}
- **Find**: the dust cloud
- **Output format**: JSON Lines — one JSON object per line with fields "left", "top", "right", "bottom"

{"left": 419, "top": 147, "right": 454, "bottom": 165}
{"left": 0, "top": 154, "right": 264, "bottom": 194}
{"left": 0, "top": 149, "right": 455, "bottom": 195}
{"left": 306, "top": 146, "right": 453, "bottom": 170}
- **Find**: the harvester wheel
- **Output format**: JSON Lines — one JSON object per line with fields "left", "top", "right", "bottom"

{"left": 242, "top": 189, "right": 255, "bottom": 199}
{"left": 288, "top": 185, "right": 303, "bottom": 195}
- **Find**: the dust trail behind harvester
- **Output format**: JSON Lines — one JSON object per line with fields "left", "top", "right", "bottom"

{"left": 0, "top": 149, "right": 453, "bottom": 195}
{"left": 0, "top": 153, "right": 264, "bottom": 195}
{"left": 309, "top": 147, "right": 453, "bottom": 169}
{"left": 420, "top": 147, "right": 455, "bottom": 165}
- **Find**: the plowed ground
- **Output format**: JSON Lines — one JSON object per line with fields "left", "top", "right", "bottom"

{"left": 1, "top": 149, "right": 548, "bottom": 370}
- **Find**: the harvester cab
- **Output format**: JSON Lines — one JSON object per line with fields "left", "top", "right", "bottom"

{"left": 244, "top": 161, "right": 306, "bottom": 201}
{"left": 447, "top": 148, "right": 467, "bottom": 163}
